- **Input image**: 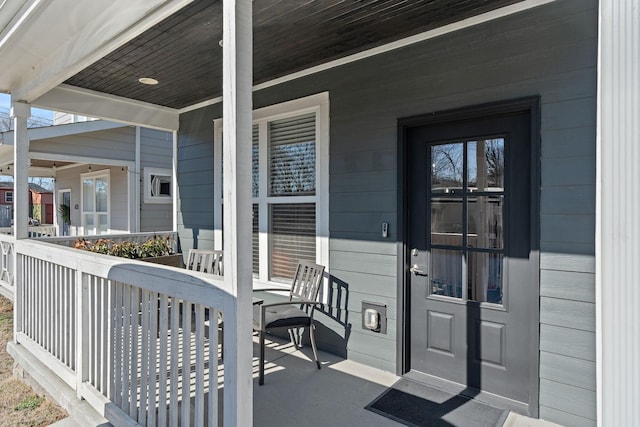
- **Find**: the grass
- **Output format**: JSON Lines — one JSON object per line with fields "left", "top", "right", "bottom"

{"left": 0, "top": 295, "right": 67, "bottom": 426}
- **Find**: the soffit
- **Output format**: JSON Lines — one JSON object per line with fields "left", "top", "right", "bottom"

{"left": 64, "top": 0, "right": 523, "bottom": 110}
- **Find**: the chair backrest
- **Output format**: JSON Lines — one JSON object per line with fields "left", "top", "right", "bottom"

{"left": 289, "top": 261, "right": 325, "bottom": 302}
{"left": 186, "top": 249, "right": 223, "bottom": 275}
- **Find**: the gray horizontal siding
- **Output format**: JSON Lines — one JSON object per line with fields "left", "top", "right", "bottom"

{"left": 140, "top": 127, "right": 173, "bottom": 231}
{"left": 539, "top": 379, "right": 596, "bottom": 424}
{"left": 539, "top": 406, "right": 595, "bottom": 427}
{"left": 33, "top": 127, "right": 135, "bottom": 161}
{"left": 177, "top": 1, "right": 597, "bottom": 424}
{"left": 177, "top": 104, "right": 219, "bottom": 252}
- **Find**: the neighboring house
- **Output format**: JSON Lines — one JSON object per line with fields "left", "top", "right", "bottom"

{"left": 0, "top": 182, "right": 53, "bottom": 226}
{"left": 0, "top": 118, "right": 174, "bottom": 236}
{"left": 0, "top": 1, "right": 637, "bottom": 427}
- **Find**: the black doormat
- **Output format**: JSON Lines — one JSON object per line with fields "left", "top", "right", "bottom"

{"left": 365, "top": 382, "right": 508, "bottom": 427}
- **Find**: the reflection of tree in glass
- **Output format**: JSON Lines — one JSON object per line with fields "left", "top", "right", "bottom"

{"left": 432, "top": 143, "right": 463, "bottom": 187}
{"left": 270, "top": 142, "right": 315, "bottom": 195}
{"left": 484, "top": 139, "right": 504, "bottom": 187}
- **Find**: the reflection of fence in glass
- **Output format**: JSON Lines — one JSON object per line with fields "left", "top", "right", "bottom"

{"left": 430, "top": 235, "right": 504, "bottom": 304}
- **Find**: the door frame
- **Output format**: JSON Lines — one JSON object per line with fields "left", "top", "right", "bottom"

{"left": 396, "top": 97, "right": 541, "bottom": 416}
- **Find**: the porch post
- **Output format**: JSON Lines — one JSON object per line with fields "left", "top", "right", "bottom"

{"left": 221, "top": 1, "right": 253, "bottom": 426}
{"left": 596, "top": 0, "right": 640, "bottom": 425}
{"left": 11, "top": 101, "right": 30, "bottom": 240}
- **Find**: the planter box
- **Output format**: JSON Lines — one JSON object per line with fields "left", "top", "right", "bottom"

{"left": 141, "top": 254, "right": 183, "bottom": 268}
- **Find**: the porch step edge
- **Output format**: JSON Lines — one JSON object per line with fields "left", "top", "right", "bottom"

{"left": 7, "top": 341, "right": 111, "bottom": 427}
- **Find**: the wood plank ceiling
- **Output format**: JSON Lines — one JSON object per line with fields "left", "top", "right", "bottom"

{"left": 65, "top": 0, "right": 522, "bottom": 110}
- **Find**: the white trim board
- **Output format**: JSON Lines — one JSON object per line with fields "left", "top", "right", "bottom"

{"left": 179, "top": 0, "right": 558, "bottom": 113}
{"left": 0, "top": 120, "right": 128, "bottom": 144}
{"left": 34, "top": 85, "right": 179, "bottom": 131}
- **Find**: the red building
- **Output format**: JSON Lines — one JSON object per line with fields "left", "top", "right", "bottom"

{"left": 0, "top": 182, "right": 54, "bottom": 225}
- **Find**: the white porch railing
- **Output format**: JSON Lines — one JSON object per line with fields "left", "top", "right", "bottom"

{"left": 14, "top": 238, "right": 236, "bottom": 426}
{"left": 0, "top": 233, "right": 15, "bottom": 300}
{"left": 0, "top": 225, "right": 58, "bottom": 238}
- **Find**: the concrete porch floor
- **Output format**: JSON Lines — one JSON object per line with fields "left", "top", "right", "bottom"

{"left": 253, "top": 334, "right": 559, "bottom": 427}
{"left": 11, "top": 331, "right": 561, "bottom": 426}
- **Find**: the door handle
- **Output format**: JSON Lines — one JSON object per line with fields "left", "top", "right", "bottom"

{"left": 410, "top": 264, "right": 428, "bottom": 276}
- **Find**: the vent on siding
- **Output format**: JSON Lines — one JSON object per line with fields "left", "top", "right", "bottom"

{"left": 270, "top": 203, "right": 316, "bottom": 282}
{"left": 269, "top": 113, "right": 316, "bottom": 196}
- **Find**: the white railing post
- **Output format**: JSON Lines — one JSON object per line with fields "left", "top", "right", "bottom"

{"left": 75, "top": 268, "right": 89, "bottom": 398}
{"left": 11, "top": 100, "right": 30, "bottom": 241}
{"left": 12, "top": 101, "right": 30, "bottom": 341}
{"left": 222, "top": 0, "right": 253, "bottom": 426}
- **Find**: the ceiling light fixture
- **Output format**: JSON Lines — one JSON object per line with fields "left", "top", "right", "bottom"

{"left": 138, "top": 77, "right": 159, "bottom": 85}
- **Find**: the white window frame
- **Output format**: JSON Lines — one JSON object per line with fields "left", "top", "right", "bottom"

{"left": 5, "top": 191, "right": 13, "bottom": 203}
{"left": 143, "top": 167, "right": 172, "bottom": 204}
{"left": 80, "top": 169, "right": 111, "bottom": 235}
{"left": 213, "top": 92, "right": 330, "bottom": 288}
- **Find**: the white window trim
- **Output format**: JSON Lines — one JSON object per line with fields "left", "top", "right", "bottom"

{"left": 5, "top": 191, "right": 13, "bottom": 203}
{"left": 213, "top": 92, "right": 330, "bottom": 289}
{"left": 80, "top": 169, "right": 111, "bottom": 235}
{"left": 143, "top": 167, "right": 172, "bottom": 204}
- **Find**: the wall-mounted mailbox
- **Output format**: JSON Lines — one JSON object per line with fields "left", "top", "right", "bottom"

{"left": 362, "top": 301, "right": 387, "bottom": 334}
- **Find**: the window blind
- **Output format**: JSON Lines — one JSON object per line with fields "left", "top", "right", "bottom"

{"left": 269, "top": 113, "right": 316, "bottom": 196}
{"left": 252, "top": 204, "right": 259, "bottom": 275}
{"left": 252, "top": 124, "right": 259, "bottom": 197}
{"left": 269, "top": 203, "right": 316, "bottom": 281}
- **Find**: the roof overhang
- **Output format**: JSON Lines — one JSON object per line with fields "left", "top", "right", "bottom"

{"left": 0, "top": 0, "right": 558, "bottom": 129}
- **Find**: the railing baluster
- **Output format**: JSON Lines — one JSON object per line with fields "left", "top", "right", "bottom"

{"left": 195, "top": 304, "right": 205, "bottom": 426}
{"left": 158, "top": 294, "right": 168, "bottom": 427}
{"left": 182, "top": 300, "right": 192, "bottom": 427}
{"left": 208, "top": 308, "right": 219, "bottom": 427}
{"left": 129, "top": 286, "right": 139, "bottom": 420}
{"left": 148, "top": 290, "right": 158, "bottom": 427}
{"left": 122, "top": 284, "right": 131, "bottom": 415}
{"left": 139, "top": 289, "right": 149, "bottom": 426}
{"left": 170, "top": 296, "right": 179, "bottom": 427}
{"left": 114, "top": 282, "right": 122, "bottom": 408}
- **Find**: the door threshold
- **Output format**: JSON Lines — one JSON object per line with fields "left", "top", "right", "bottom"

{"left": 404, "top": 369, "right": 531, "bottom": 416}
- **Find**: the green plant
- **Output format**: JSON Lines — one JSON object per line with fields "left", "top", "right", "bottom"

{"left": 137, "top": 234, "right": 172, "bottom": 258}
{"left": 13, "top": 395, "right": 44, "bottom": 411}
{"left": 58, "top": 204, "right": 71, "bottom": 224}
{"left": 73, "top": 234, "right": 175, "bottom": 259}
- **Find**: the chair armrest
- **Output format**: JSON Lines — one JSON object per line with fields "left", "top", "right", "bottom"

{"left": 253, "top": 287, "right": 290, "bottom": 293}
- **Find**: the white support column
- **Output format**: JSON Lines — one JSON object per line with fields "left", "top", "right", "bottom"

{"left": 597, "top": 1, "right": 640, "bottom": 425}
{"left": 221, "top": 1, "right": 253, "bottom": 426}
{"left": 133, "top": 126, "right": 142, "bottom": 233}
{"left": 11, "top": 101, "right": 30, "bottom": 240}
{"left": 172, "top": 130, "right": 178, "bottom": 233}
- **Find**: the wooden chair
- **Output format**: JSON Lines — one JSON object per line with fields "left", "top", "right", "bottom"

{"left": 185, "top": 249, "right": 223, "bottom": 275}
{"left": 185, "top": 249, "right": 224, "bottom": 354}
{"left": 253, "top": 261, "right": 325, "bottom": 385}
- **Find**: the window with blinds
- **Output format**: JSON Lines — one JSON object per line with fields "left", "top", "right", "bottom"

{"left": 269, "top": 203, "right": 316, "bottom": 282}
{"left": 269, "top": 113, "right": 316, "bottom": 196}
{"left": 214, "top": 93, "right": 328, "bottom": 285}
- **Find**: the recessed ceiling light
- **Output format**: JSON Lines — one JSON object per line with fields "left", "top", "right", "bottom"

{"left": 138, "top": 77, "right": 159, "bottom": 85}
